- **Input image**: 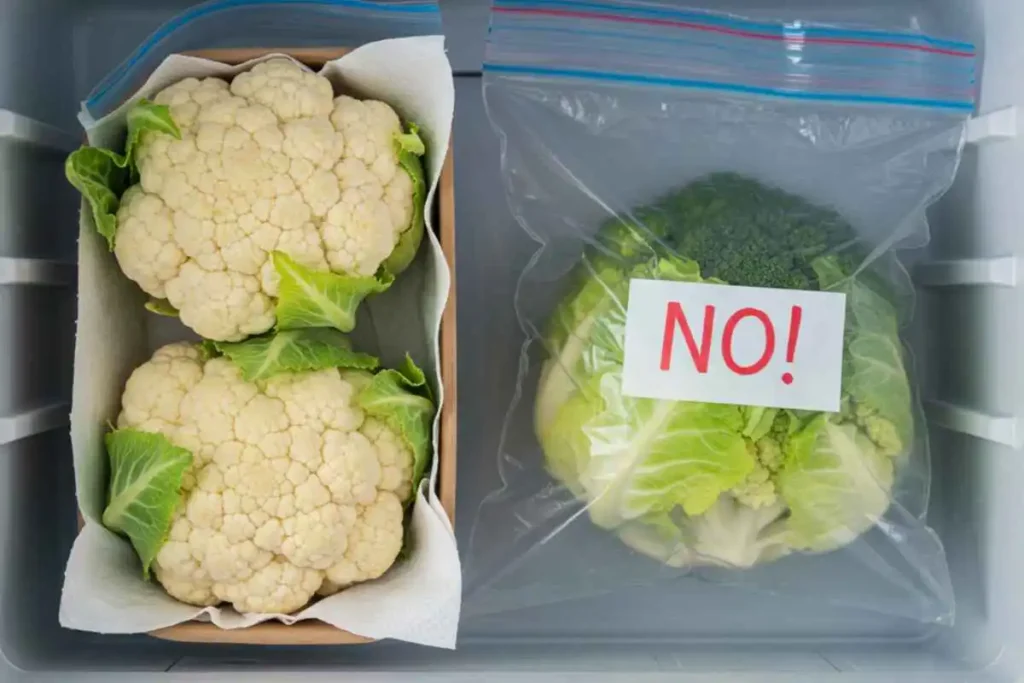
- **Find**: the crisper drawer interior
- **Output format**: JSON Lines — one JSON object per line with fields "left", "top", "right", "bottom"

{"left": 2, "top": 0, "right": 1023, "bottom": 680}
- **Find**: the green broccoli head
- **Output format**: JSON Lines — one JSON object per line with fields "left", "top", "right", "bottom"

{"left": 599, "top": 173, "right": 866, "bottom": 290}
{"left": 536, "top": 173, "right": 916, "bottom": 570}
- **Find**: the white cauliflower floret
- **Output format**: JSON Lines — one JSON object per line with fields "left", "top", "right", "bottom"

{"left": 115, "top": 58, "right": 422, "bottom": 341}
{"left": 163, "top": 263, "right": 276, "bottom": 343}
{"left": 117, "top": 342, "right": 416, "bottom": 614}
{"left": 230, "top": 58, "right": 334, "bottom": 121}
{"left": 114, "top": 187, "right": 186, "bottom": 299}
{"left": 117, "top": 342, "right": 205, "bottom": 433}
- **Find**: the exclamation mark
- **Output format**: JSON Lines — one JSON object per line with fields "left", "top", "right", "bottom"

{"left": 781, "top": 306, "right": 802, "bottom": 386}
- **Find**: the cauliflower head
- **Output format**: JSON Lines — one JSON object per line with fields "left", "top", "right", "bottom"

{"left": 70, "top": 58, "right": 427, "bottom": 342}
{"left": 101, "top": 331, "right": 434, "bottom": 615}
{"left": 534, "top": 175, "right": 919, "bottom": 571}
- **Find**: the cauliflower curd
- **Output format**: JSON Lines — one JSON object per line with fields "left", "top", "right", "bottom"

{"left": 104, "top": 336, "right": 433, "bottom": 615}
{"left": 112, "top": 58, "right": 425, "bottom": 341}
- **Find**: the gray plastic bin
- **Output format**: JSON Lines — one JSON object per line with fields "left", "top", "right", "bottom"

{"left": 2, "top": 0, "right": 1022, "bottom": 680}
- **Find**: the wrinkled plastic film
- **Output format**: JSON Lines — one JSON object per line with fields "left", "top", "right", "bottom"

{"left": 467, "top": 0, "right": 976, "bottom": 624}
{"left": 82, "top": 0, "right": 442, "bottom": 122}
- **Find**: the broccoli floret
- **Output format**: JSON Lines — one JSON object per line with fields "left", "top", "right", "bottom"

{"left": 732, "top": 436, "right": 785, "bottom": 509}
{"left": 732, "top": 465, "right": 777, "bottom": 510}
{"left": 854, "top": 403, "right": 903, "bottom": 456}
{"left": 768, "top": 411, "right": 795, "bottom": 443}
{"left": 755, "top": 437, "right": 784, "bottom": 471}
{"left": 645, "top": 173, "right": 865, "bottom": 290}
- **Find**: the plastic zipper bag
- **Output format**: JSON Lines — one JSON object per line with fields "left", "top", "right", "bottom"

{"left": 81, "top": 0, "right": 442, "bottom": 123}
{"left": 467, "top": 0, "right": 977, "bottom": 625}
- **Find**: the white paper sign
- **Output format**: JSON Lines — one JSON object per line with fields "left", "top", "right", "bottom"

{"left": 622, "top": 280, "right": 847, "bottom": 412}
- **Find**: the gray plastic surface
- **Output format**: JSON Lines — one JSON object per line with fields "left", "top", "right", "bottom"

{"left": 1, "top": 0, "right": 1022, "bottom": 680}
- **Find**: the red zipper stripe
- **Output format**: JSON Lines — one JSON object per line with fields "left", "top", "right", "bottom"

{"left": 493, "top": 7, "right": 976, "bottom": 58}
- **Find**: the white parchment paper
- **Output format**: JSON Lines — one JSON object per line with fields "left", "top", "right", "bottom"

{"left": 60, "top": 36, "right": 461, "bottom": 649}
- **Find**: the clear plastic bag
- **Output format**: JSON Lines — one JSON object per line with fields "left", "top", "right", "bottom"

{"left": 81, "top": 0, "right": 442, "bottom": 121}
{"left": 467, "top": 0, "right": 977, "bottom": 624}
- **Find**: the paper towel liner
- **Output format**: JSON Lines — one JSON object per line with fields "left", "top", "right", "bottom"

{"left": 60, "top": 37, "right": 461, "bottom": 649}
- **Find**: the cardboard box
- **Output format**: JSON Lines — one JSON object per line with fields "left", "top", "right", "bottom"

{"left": 68, "top": 46, "right": 457, "bottom": 646}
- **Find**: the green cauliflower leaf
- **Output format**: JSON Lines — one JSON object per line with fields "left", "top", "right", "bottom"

{"left": 102, "top": 429, "right": 193, "bottom": 578}
{"left": 214, "top": 328, "right": 379, "bottom": 382}
{"left": 357, "top": 354, "right": 435, "bottom": 491}
{"left": 144, "top": 298, "right": 179, "bottom": 317}
{"left": 384, "top": 123, "right": 428, "bottom": 276}
{"left": 779, "top": 417, "right": 895, "bottom": 553}
{"left": 813, "top": 256, "right": 914, "bottom": 452}
{"left": 65, "top": 100, "right": 180, "bottom": 250}
{"left": 272, "top": 251, "right": 394, "bottom": 333}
